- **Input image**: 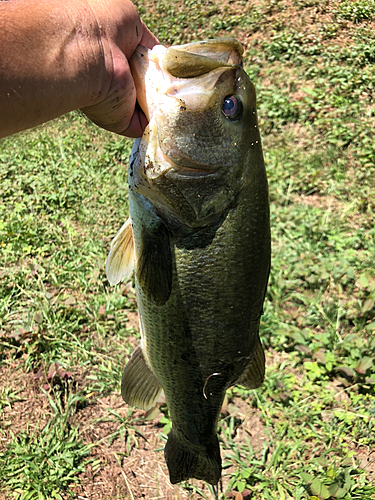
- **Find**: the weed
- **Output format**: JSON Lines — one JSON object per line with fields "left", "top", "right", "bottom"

{"left": 0, "top": 394, "right": 92, "bottom": 499}
{"left": 336, "top": 0, "right": 375, "bottom": 23}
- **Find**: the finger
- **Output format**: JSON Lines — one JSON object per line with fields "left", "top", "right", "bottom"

{"left": 139, "top": 21, "right": 159, "bottom": 49}
{"left": 121, "top": 103, "right": 148, "bottom": 138}
{"left": 81, "top": 52, "right": 136, "bottom": 135}
{"left": 81, "top": 72, "right": 148, "bottom": 137}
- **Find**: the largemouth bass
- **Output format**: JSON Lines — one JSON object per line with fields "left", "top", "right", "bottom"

{"left": 106, "top": 38, "right": 270, "bottom": 485}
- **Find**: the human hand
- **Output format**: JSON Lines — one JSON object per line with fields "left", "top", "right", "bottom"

{"left": 79, "top": 0, "right": 159, "bottom": 137}
{"left": 0, "top": 0, "right": 157, "bottom": 139}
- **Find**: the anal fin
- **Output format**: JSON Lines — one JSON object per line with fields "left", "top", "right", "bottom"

{"left": 237, "top": 336, "right": 265, "bottom": 390}
{"left": 106, "top": 218, "right": 135, "bottom": 286}
{"left": 121, "top": 344, "right": 163, "bottom": 411}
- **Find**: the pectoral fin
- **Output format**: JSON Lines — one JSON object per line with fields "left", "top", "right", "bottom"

{"left": 121, "top": 344, "right": 163, "bottom": 411}
{"left": 137, "top": 223, "right": 172, "bottom": 306}
{"left": 237, "top": 336, "right": 265, "bottom": 390}
{"left": 106, "top": 218, "right": 135, "bottom": 286}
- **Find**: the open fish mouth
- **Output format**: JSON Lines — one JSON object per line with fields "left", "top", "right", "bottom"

{"left": 129, "top": 39, "right": 244, "bottom": 177}
{"left": 130, "top": 39, "right": 243, "bottom": 120}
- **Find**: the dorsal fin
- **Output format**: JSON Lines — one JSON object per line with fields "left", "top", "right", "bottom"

{"left": 106, "top": 218, "right": 135, "bottom": 286}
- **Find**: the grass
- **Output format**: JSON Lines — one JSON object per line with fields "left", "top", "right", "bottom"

{"left": 0, "top": 0, "right": 374, "bottom": 498}
{"left": 0, "top": 397, "right": 93, "bottom": 500}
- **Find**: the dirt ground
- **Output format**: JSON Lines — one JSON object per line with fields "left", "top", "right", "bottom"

{"left": 0, "top": 359, "right": 267, "bottom": 500}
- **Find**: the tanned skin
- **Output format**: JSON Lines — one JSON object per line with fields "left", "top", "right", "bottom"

{"left": 0, "top": 0, "right": 158, "bottom": 139}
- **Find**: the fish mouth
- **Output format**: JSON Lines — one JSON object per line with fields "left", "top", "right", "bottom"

{"left": 135, "top": 126, "right": 220, "bottom": 181}
{"left": 130, "top": 39, "right": 243, "bottom": 179}
{"left": 130, "top": 39, "right": 243, "bottom": 121}
{"left": 169, "top": 167, "right": 220, "bottom": 178}
{"left": 175, "top": 168, "right": 217, "bottom": 177}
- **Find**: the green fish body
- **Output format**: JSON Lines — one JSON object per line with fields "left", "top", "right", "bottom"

{"left": 106, "top": 38, "right": 270, "bottom": 485}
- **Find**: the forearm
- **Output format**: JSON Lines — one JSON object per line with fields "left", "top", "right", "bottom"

{"left": 0, "top": 0, "right": 144, "bottom": 138}
{"left": 0, "top": 0, "right": 104, "bottom": 137}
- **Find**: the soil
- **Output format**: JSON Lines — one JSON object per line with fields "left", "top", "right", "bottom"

{"left": 0, "top": 357, "right": 267, "bottom": 500}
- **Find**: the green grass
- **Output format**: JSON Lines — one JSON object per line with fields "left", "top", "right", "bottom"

{"left": 0, "top": 395, "right": 94, "bottom": 500}
{"left": 0, "top": 0, "right": 374, "bottom": 498}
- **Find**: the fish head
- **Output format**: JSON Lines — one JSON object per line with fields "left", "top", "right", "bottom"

{"left": 130, "top": 38, "right": 263, "bottom": 228}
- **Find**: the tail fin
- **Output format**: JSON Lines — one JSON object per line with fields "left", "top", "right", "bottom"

{"left": 164, "top": 429, "right": 221, "bottom": 485}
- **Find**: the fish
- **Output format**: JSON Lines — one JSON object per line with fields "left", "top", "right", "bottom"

{"left": 106, "top": 38, "right": 270, "bottom": 486}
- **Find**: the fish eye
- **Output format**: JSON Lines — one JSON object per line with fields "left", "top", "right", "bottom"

{"left": 222, "top": 95, "right": 243, "bottom": 120}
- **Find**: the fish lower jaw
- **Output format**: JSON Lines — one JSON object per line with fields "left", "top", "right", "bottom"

{"left": 170, "top": 166, "right": 219, "bottom": 178}
{"left": 143, "top": 124, "right": 220, "bottom": 180}
{"left": 142, "top": 154, "right": 219, "bottom": 180}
